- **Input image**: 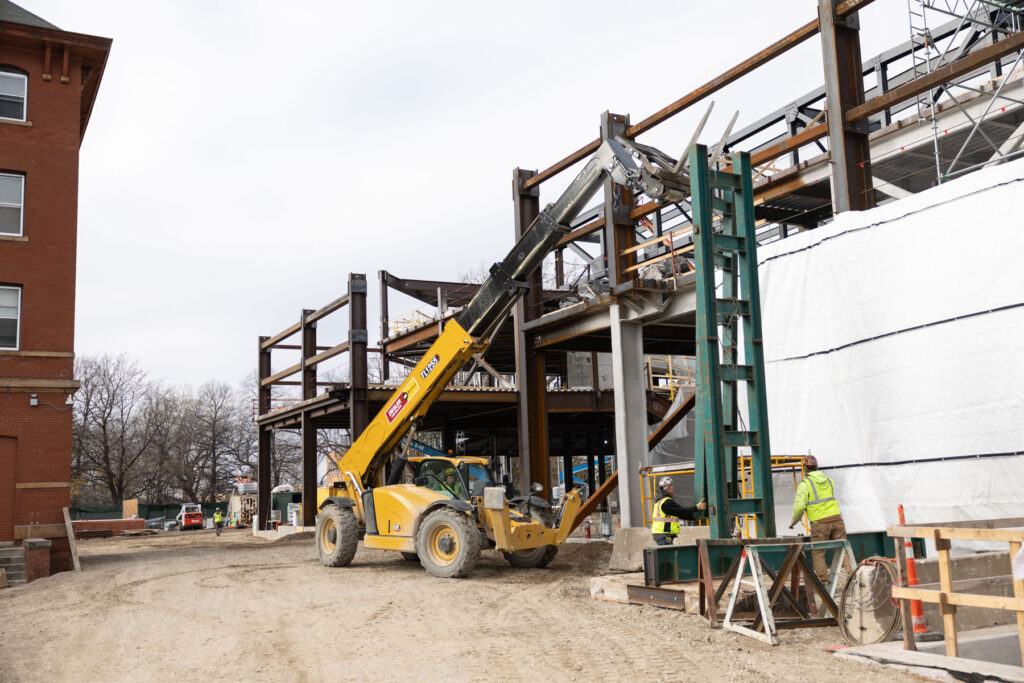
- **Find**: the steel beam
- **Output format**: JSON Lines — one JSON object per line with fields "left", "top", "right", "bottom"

{"left": 379, "top": 269, "right": 390, "bottom": 383}
{"left": 511, "top": 168, "right": 550, "bottom": 497}
{"left": 301, "top": 309, "right": 317, "bottom": 527}
{"left": 349, "top": 273, "right": 369, "bottom": 443}
{"left": 257, "top": 336, "right": 272, "bottom": 530}
{"left": 521, "top": 0, "right": 876, "bottom": 192}
{"left": 819, "top": 0, "right": 873, "bottom": 212}
{"left": 601, "top": 112, "right": 635, "bottom": 289}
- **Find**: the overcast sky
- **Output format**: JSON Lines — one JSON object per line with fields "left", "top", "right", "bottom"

{"left": 21, "top": 1, "right": 908, "bottom": 389}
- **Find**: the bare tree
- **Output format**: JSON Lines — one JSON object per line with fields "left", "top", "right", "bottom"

{"left": 72, "top": 354, "right": 160, "bottom": 504}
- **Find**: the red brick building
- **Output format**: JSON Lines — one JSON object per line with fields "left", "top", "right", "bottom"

{"left": 0, "top": 1, "right": 110, "bottom": 572}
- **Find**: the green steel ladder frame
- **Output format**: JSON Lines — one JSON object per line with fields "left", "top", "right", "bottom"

{"left": 690, "top": 144, "right": 775, "bottom": 539}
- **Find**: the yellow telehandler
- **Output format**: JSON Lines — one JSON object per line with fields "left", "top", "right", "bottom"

{"left": 315, "top": 136, "right": 688, "bottom": 577}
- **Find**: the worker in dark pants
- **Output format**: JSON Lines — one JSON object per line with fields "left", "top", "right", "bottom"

{"left": 214, "top": 508, "right": 224, "bottom": 536}
{"left": 788, "top": 455, "right": 846, "bottom": 585}
{"left": 651, "top": 477, "right": 706, "bottom": 546}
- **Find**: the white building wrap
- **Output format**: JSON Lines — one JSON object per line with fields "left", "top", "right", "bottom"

{"left": 758, "top": 158, "right": 1024, "bottom": 535}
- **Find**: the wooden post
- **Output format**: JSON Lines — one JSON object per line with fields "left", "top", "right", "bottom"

{"left": 1010, "top": 540, "right": 1024, "bottom": 667}
{"left": 936, "top": 536, "right": 958, "bottom": 657}
{"left": 62, "top": 507, "right": 80, "bottom": 572}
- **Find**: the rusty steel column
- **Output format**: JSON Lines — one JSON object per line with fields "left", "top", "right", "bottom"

{"left": 301, "top": 309, "right": 317, "bottom": 527}
{"left": 257, "top": 336, "right": 272, "bottom": 531}
{"left": 512, "top": 167, "right": 550, "bottom": 497}
{"left": 819, "top": 0, "right": 873, "bottom": 213}
{"left": 378, "top": 270, "right": 389, "bottom": 383}
{"left": 349, "top": 273, "right": 369, "bottom": 441}
{"left": 601, "top": 112, "right": 636, "bottom": 287}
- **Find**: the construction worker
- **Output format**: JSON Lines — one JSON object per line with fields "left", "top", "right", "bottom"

{"left": 788, "top": 455, "right": 846, "bottom": 584}
{"left": 440, "top": 467, "right": 464, "bottom": 500}
{"left": 651, "top": 477, "right": 707, "bottom": 546}
{"left": 213, "top": 508, "right": 224, "bottom": 536}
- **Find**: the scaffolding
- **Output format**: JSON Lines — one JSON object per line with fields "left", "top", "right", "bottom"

{"left": 908, "top": 0, "right": 1024, "bottom": 183}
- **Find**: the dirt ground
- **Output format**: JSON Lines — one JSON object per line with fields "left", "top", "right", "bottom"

{"left": 0, "top": 530, "right": 921, "bottom": 682}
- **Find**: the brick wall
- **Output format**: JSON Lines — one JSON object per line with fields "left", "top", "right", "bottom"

{"left": 0, "top": 22, "right": 108, "bottom": 580}
{"left": 72, "top": 519, "right": 146, "bottom": 535}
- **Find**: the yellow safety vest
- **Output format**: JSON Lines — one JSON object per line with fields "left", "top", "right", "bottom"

{"left": 213, "top": 512, "right": 223, "bottom": 523}
{"left": 802, "top": 473, "right": 841, "bottom": 522}
{"left": 651, "top": 496, "right": 680, "bottom": 535}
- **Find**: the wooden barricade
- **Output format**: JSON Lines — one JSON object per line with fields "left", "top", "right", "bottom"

{"left": 887, "top": 516, "right": 1024, "bottom": 665}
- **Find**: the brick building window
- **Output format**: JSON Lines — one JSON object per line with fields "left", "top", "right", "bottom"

{"left": 0, "top": 68, "right": 27, "bottom": 121}
{"left": 0, "top": 174, "right": 24, "bottom": 236}
{"left": 0, "top": 286, "right": 20, "bottom": 350}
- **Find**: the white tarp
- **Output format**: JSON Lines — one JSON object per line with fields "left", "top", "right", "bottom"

{"left": 758, "top": 158, "right": 1024, "bottom": 534}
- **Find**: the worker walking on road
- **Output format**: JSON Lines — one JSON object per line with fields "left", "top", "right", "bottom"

{"left": 214, "top": 508, "right": 224, "bottom": 537}
{"left": 651, "top": 477, "right": 706, "bottom": 546}
{"left": 788, "top": 455, "right": 846, "bottom": 585}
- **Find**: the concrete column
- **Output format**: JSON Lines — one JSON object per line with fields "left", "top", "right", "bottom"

{"left": 609, "top": 303, "right": 646, "bottom": 527}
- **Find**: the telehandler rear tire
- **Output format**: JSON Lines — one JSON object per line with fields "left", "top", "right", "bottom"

{"left": 317, "top": 505, "right": 358, "bottom": 567}
{"left": 501, "top": 544, "right": 558, "bottom": 569}
{"left": 416, "top": 508, "right": 480, "bottom": 578}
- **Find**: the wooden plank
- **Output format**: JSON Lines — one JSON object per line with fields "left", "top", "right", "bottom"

{"left": 887, "top": 524, "right": 1024, "bottom": 543}
{"left": 621, "top": 224, "right": 693, "bottom": 257}
{"left": 306, "top": 293, "right": 349, "bottom": 325}
{"left": 260, "top": 361, "right": 301, "bottom": 387}
{"left": 623, "top": 245, "right": 695, "bottom": 274}
{"left": 14, "top": 481, "right": 70, "bottom": 489}
{"left": 63, "top": 507, "right": 81, "bottom": 572}
{"left": 305, "top": 341, "right": 349, "bottom": 368}
{"left": 890, "top": 517, "right": 1024, "bottom": 530}
{"left": 260, "top": 321, "right": 301, "bottom": 350}
{"left": 122, "top": 498, "right": 138, "bottom": 518}
{"left": 1010, "top": 541, "right": 1024, "bottom": 668}
{"left": 892, "top": 586, "right": 1024, "bottom": 612}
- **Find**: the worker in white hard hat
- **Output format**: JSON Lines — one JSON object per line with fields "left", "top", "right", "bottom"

{"left": 651, "top": 476, "right": 706, "bottom": 546}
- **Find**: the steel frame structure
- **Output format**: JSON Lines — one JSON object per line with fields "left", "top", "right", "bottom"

{"left": 255, "top": 1, "right": 1024, "bottom": 531}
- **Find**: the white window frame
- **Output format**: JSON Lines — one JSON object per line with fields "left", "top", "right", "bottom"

{"left": 0, "top": 173, "right": 24, "bottom": 237}
{"left": 0, "top": 70, "right": 27, "bottom": 122}
{"left": 0, "top": 285, "right": 21, "bottom": 351}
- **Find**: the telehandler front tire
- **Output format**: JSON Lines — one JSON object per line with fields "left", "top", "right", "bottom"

{"left": 417, "top": 508, "right": 480, "bottom": 578}
{"left": 501, "top": 545, "right": 558, "bottom": 569}
{"left": 317, "top": 505, "right": 358, "bottom": 567}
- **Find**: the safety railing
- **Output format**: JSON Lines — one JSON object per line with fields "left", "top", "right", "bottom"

{"left": 645, "top": 355, "right": 696, "bottom": 400}
{"left": 888, "top": 516, "right": 1024, "bottom": 664}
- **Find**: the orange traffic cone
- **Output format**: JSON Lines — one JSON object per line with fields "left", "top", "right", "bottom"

{"left": 898, "top": 504, "right": 942, "bottom": 641}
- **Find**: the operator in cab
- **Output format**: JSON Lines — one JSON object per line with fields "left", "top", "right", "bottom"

{"left": 439, "top": 467, "right": 465, "bottom": 500}
{"left": 651, "top": 476, "right": 707, "bottom": 546}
